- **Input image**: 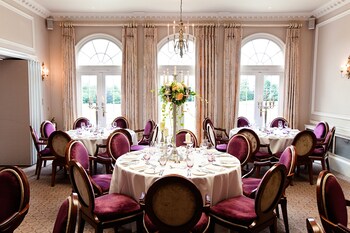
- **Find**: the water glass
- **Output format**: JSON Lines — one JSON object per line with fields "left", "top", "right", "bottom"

{"left": 143, "top": 152, "right": 151, "bottom": 165}
{"left": 207, "top": 152, "right": 215, "bottom": 163}
{"left": 159, "top": 155, "right": 167, "bottom": 167}
{"left": 186, "top": 155, "right": 194, "bottom": 177}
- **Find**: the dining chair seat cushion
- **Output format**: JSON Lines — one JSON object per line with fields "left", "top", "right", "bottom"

{"left": 216, "top": 144, "right": 227, "bottom": 152}
{"left": 255, "top": 151, "right": 272, "bottom": 159}
{"left": 94, "top": 193, "right": 141, "bottom": 221}
{"left": 40, "top": 147, "right": 52, "bottom": 156}
{"left": 131, "top": 145, "right": 148, "bottom": 151}
{"left": 242, "top": 177, "right": 261, "bottom": 197}
{"left": 144, "top": 212, "right": 209, "bottom": 233}
{"left": 312, "top": 147, "right": 325, "bottom": 156}
{"left": 210, "top": 195, "right": 256, "bottom": 224}
{"left": 91, "top": 174, "right": 112, "bottom": 193}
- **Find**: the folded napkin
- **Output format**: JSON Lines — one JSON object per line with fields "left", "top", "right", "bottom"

{"left": 129, "top": 164, "right": 148, "bottom": 171}
{"left": 206, "top": 164, "right": 224, "bottom": 172}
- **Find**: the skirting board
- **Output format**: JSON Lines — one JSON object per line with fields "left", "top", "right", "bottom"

{"left": 329, "top": 153, "right": 350, "bottom": 178}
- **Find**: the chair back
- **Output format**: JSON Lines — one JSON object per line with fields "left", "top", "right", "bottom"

{"left": 176, "top": 129, "right": 199, "bottom": 148}
{"left": 72, "top": 117, "right": 90, "bottom": 129}
{"left": 270, "top": 117, "right": 288, "bottom": 128}
{"left": 255, "top": 164, "right": 286, "bottom": 219}
{"left": 206, "top": 123, "right": 217, "bottom": 147}
{"left": 316, "top": 170, "right": 348, "bottom": 233}
{"left": 226, "top": 134, "right": 251, "bottom": 166}
{"left": 314, "top": 121, "right": 329, "bottom": 140}
{"left": 29, "top": 125, "right": 42, "bottom": 153}
{"left": 113, "top": 128, "right": 133, "bottom": 145}
{"left": 237, "top": 128, "right": 260, "bottom": 156}
{"left": 149, "top": 125, "right": 159, "bottom": 146}
{"left": 237, "top": 116, "right": 250, "bottom": 128}
{"left": 0, "top": 166, "right": 30, "bottom": 232}
{"left": 144, "top": 175, "right": 204, "bottom": 233}
{"left": 279, "top": 145, "right": 297, "bottom": 178}
{"left": 324, "top": 127, "right": 336, "bottom": 152}
{"left": 41, "top": 120, "right": 56, "bottom": 139}
{"left": 144, "top": 120, "right": 156, "bottom": 137}
{"left": 292, "top": 130, "right": 316, "bottom": 157}
{"left": 68, "top": 161, "right": 95, "bottom": 214}
{"left": 107, "top": 131, "right": 130, "bottom": 162}
{"left": 112, "top": 116, "right": 129, "bottom": 129}
{"left": 202, "top": 117, "right": 213, "bottom": 139}
{"left": 66, "top": 140, "right": 90, "bottom": 172}
{"left": 53, "top": 193, "right": 78, "bottom": 233}
{"left": 48, "top": 131, "right": 72, "bottom": 159}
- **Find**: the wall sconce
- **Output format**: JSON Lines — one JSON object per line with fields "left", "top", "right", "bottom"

{"left": 340, "top": 56, "right": 350, "bottom": 79}
{"left": 41, "top": 62, "right": 49, "bottom": 81}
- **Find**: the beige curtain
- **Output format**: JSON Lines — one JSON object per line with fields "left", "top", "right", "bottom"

{"left": 222, "top": 25, "right": 242, "bottom": 130}
{"left": 61, "top": 24, "right": 77, "bottom": 131}
{"left": 143, "top": 26, "right": 158, "bottom": 123}
{"left": 284, "top": 24, "right": 301, "bottom": 129}
{"left": 195, "top": 26, "right": 217, "bottom": 141}
{"left": 122, "top": 25, "right": 139, "bottom": 130}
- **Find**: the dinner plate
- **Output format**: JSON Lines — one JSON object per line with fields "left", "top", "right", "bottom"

{"left": 129, "top": 164, "right": 147, "bottom": 171}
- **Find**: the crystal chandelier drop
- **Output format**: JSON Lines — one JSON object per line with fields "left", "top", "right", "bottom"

{"left": 173, "top": 0, "right": 191, "bottom": 58}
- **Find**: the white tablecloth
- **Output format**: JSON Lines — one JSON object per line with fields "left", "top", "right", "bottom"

{"left": 67, "top": 128, "right": 137, "bottom": 155}
{"left": 229, "top": 127, "right": 299, "bottom": 154}
{"left": 109, "top": 149, "right": 242, "bottom": 205}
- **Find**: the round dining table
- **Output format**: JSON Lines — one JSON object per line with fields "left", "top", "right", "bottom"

{"left": 229, "top": 127, "right": 300, "bottom": 154}
{"left": 109, "top": 148, "right": 242, "bottom": 205}
{"left": 67, "top": 128, "right": 138, "bottom": 155}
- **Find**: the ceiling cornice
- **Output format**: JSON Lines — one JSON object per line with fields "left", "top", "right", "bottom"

{"left": 312, "top": 0, "right": 350, "bottom": 18}
{"left": 52, "top": 12, "right": 310, "bottom": 22}
{"left": 11, "top": 0, "right": 349, "bottom": 22}
{"left": 12, "top": 0, "right": 51, "bottom": 18}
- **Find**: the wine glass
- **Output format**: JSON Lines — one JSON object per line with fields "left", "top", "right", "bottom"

{"left": 278, "top": 120, "right": 283, "bottom": 130}
{"left": 207, "top": 152, "right": 215, "bottom": 164}
{"left": 158, "top": 155, "right": 167, "bottom": 167}
{"left": 81, "top": 122, "right": 86, "bottom": 131}
{"left": 186, "top": 155, "right": 194, "bottom": 177}
{"left": 143, "top": 152, "right": 151, "bottom": 165}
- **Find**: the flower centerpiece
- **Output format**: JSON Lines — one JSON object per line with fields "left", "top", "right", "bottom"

{"left": 159, "top": 78, "right": 196, "bottom": 161}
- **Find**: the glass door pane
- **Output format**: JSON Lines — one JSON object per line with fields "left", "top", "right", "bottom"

{"left": 81, "top": 75, "right": 97, "bottom": 126}
{"left": 263, "top": 75, "right": 280, "bottom": 124}
{"left": 238, "top": 75, "right": 255, "bottom": 124}
{"left": 105, "top": 75, "right": 121, "bottom": 126}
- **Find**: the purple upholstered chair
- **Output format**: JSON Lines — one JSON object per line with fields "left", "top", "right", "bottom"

{"left": 237, "top": 116, "right": 250, "bottom": 128}
{"left": 72, "top": 117, "right": 90, "bottom": 129}
{"left": 29, "top": 126, "right": 55, "bottom": 180}
{"left": 270, "top": 117, "right": 288, "bottom": 128}
{"left": 94, "top": 131, "right": 130, "bottom": 173}
{"left": 316, "top": 170, "right": 350, "bottom": 233}
{"left": 40, "top": 120, "right": 56, "bottom": 141}
{"left": 206, "top": 122, "right": 227, "bottom": 152}
{"left": 52, "top": 193, "right": 78, "bottom": 233}
{"left": 208, "top": 164, "right": 287, "bottom": 232}
{"left": 294, "top": 130, "right": 317, "bottom": 185}
{"left": 134, "top": 119, "right": 156, "bottom": 145}
{"left": 176, "top": 129, "right": 199, "bottom": 148}
{"left": 111, "top": 116, "right": 130, "bottom": 129}
{"left": 139, "top": 175, "right": 210, "bottom": 233}
{"left": 48, "top": 130, "right": 72, "bottom": 187}
{"left": 0, "top": 166, "right": 30, "bottom": 233}
{"left": 226, "top": 134, "right": 251, "bottom": 173}
{"left": 313, "top": 121, "right": 329, "bottom": 142}
{"left": 66, "top": 140, "right": 112, "bottom": 196}
{"left": 237, "top": 128, "right": 274, "bottom": 176}
{"left": 309, "top": 127, "right": 335, "bottom": 171}
{"left": 202, "top": 117, "right": 229, "bottom": 144}
{"left": 242, "top": 145, "right": 297, "bottom": 233}
{"left": 68, "top": 161, "right": 143, "bottom": 233}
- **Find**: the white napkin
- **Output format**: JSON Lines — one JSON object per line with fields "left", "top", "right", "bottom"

{"left": 206, "top": 164, "right": 224, "bottom": 172}
{"left": 129, "top": 164, "right": 148, "bottom": 171}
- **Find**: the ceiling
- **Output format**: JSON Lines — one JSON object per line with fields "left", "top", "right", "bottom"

{"left": 22, "top": 0, "right": 348, "bottom": 20}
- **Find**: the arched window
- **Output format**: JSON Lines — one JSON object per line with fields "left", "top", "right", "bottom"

{"left": 76, "top": 34, "right": 122, "bottom": 127}
{"left": 239, "top": 34, "right": 285, "bottom": 127}
{"left": 157, "top": 37, "right": 196, "bottom": 136}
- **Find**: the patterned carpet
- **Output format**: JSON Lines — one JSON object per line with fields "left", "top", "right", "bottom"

{"left": 15, "top": 162, "right": 350, "bottom": 233}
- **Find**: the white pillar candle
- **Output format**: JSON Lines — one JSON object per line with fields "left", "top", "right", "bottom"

{"left": 174, "top": 66, "right": 177, "bottom": 75}
{"left": 185, "top": 133, "right": 191, "bottom": 143}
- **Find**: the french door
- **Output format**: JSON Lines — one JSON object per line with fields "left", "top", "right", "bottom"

{"left": 77, "top": 67, "right": 121, "bottom": 127}
{"left": 238, "top": 70, "right": 284, "bottom": 127}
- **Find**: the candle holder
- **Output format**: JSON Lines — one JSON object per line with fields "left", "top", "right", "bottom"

{"left": 257, "top": 100, "right": 275, "bottom": 129}
{"left": 88, "top": 100, "right": 106, "bottom": 128}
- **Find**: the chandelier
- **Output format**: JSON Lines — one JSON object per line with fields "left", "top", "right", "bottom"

{"left": 170, "top": 0, "right": 192, "bottom": 58}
